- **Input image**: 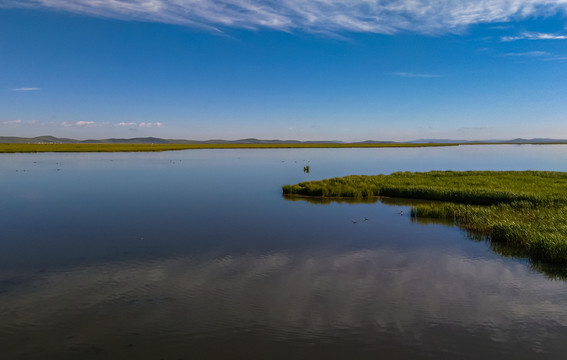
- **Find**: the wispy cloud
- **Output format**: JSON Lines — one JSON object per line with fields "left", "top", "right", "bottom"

{"left": 4, "top": 1, "right": 567, "bottom": 35}
{"left": 62, "top": 121, "right": 164, "bottom": 128}
{"left": 504, "top": 51, "right": 549, "bottom": 57}
{"left": 501, "top": 32, "right": 567, "bottom": 42}
{"left": 0, "top": 119, "right": 165, "bottom": 128}
{"left": 501, "top": 50, "right": 567, "bottom": 61}
{"left": 0, "top": 119, "right": 23, "bottom": 125}
{"left": 75, "top": 121, "right": 95, "bottom": 126}
{"left": 390, "top": 72, "right": 442, "bottom": 78}
{"left": 117, "top": 122, "right": 137, "bottom": 127}
{"left": 61, "top": 121, "right": 97, "bottom": 127}
{"left": 117, "top": 121, "right": 163, "bottom": 128}
{"left": 11, "top": 87, "right": 41, "bottom": 91}
{"left": 139, "top": 122, "right": 163, "bottom": 127}
{"left": 544, "top": 56, "right": 567, "bottom": 61}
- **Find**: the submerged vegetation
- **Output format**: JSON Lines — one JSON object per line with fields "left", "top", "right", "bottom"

{"left": 283, "top": 171, "right": 567, "bottom": 264}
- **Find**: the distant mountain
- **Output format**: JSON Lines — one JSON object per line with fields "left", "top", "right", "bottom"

{"left": 1, "top": 136, "right": 567, "bottom": 145}
{"left": 0, "top": 135, "right": 80, "bottom": 144}
{"left": 410, "top": 138, "right": 567, "bottom": 144}
{"left": 356, "top": 140, "right": 397, "bottom": 144}
{"left": 82, "top": 137, "right": 176, "bottom": 144}
{"left": 410, "top": 139, "right": 469, "bottom": 144}
{"left": 504, "top": 138, "right": 567, "bottom": 144}
{"left": 0, "top": 136, "right": 343, "bottom": 145}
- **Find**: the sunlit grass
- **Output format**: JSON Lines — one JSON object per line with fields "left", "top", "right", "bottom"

{"left": 283, "top": 171, "right": 567, "bottom": 264}
{"left": 2, "top": 142, "right": 566, "bottom": 153}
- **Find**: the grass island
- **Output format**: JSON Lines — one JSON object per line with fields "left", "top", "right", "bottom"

{"left": 283, "top": 171, "right": 567, "bottom": 265}
{"left": 2, "top": 141, "right": 567, "bottom": 153}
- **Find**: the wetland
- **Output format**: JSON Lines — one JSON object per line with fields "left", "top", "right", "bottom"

{"left": 2, "top": 145, "right": 567, "bottom": 359}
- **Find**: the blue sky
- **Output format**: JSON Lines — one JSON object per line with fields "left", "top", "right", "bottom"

{"left": 1, "top": 1, "right": 567, "bottom": 141}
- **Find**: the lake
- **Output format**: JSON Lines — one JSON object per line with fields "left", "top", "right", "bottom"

{"left": 2, "top": 145, "right": 567, "bottom": 359}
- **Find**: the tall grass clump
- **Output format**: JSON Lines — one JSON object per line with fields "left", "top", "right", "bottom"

{"left": 283, "top": 171, "right": 567, "bottom": 264}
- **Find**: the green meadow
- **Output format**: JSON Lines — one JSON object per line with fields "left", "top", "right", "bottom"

{"left": 3, "top": 142, "right": 567, "bottom": 153}
{"left": 283, "top": 171, "right": 567, "bottom": 264}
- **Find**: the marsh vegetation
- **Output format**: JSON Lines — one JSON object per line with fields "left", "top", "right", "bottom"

{"left": 283, "top": 171, "right": 567, "bottom": 264}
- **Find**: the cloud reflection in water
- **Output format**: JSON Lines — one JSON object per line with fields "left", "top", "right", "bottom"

{"left": 2, "top": 246, "right": 567, "bottom": 358}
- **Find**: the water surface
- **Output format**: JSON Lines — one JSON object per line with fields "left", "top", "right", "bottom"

{"left": 1, "top": 145, "right": 567, "bottom": 359}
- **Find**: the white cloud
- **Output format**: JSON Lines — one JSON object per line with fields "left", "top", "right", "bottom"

{"left": 501, "top": 31, "right": 567, "bottom": 41}
{"left": 0, "top": 119, "right": 23, "bottom": 125}
{"left": 117, "top": 121, "right": 163, "bottom": 127}
{"left": 390, "top": 72, "right": 442, "bottom": 78}
{"left": 60, "top": 121, "right": 97, "bottom": 127}
{"left": 501, "top": 50, "right": 567, "bottom": 61}
{"left": 117, "top": 122, "right": 138, "bottom": 127}
{"left": 139, "top": 122, "right": 163, "bottom": 128}
{"left": 504, "top": 51, "right": 549, "bottom": 56}
{"left": 3, "top": 1, "right": 567, "bottom": 35}
{"left": 545, "top": 55, "right": 567, "bottom": 60}
{"left": 11, "top": 87, "right": 41, "bottom": 91}
{"left": 75, "top": 120, "right": 95, "bottom": 126}
{"left": 0, "top": 119, "right": 165, "bottom": 129}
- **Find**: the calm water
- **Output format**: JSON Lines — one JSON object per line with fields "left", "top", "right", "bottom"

{"left": 2, "top": 145, "right": 567, "bottom": 359}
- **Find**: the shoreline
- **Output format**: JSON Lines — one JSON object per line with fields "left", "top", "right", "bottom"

{"left": 1, "top": 142, "right": 566, "bottom": 153}
{"left": 283, "top": 170, "right": 567, "bottom": 265}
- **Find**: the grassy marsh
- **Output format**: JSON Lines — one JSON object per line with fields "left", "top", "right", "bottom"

{"left": 283, "top": 171, "right": 567, "bottom": 264}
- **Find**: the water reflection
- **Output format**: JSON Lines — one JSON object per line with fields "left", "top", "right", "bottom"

{"left": 3, "top": 147, "right": 567, "bottom": 359}
{"left": 282, "top": 194, "right": 446, "bottom": 206}
{"left": 283, "top": 194, "right": 379, "bottom": 205}
{"left": 285, "top": 195, "right": 567, "bottom": 280}
{"left": 1, "top": 248, "right": 567, "bottom": 359}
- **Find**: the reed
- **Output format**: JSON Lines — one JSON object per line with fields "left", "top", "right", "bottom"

{"left": 283, "top": 171, "right": 567, "bottom": 264}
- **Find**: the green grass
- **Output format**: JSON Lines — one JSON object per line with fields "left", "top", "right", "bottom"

{"left": 2, "top": 142, "right": 566, "bottom": 153}
{"left": 0, "top": 143, "right": 459, "bottom": 153}
{"left": 283, "top": 171, "right": 567, "bottom": 264}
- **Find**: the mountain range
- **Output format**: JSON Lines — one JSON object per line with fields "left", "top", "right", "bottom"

{"left": 1, "top": 136, "right": 567, "bottom": 145}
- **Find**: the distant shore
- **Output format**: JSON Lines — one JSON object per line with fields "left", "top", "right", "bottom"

{"left": 2, "top": 142, "right": 567, "bottom": 153}
{"left": 0, "top": 142, "right": 456, "bottom": 153}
